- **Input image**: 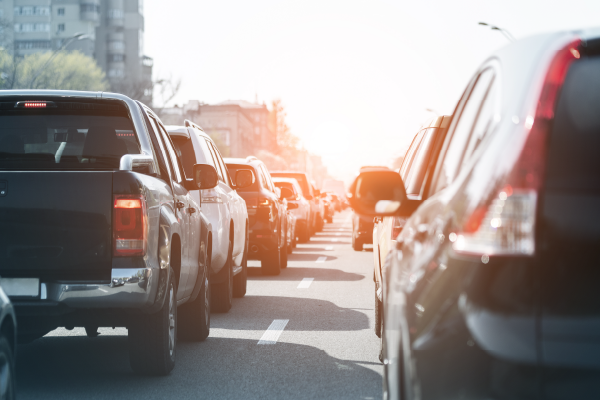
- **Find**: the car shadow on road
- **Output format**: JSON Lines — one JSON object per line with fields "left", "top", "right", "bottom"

{"left": 307, "top": 240, "right": 351, "bottom": 245}
{"left": 247, "top": 266, "right": 364, "bottom": 281}
{"left": 212, "top": 296, "right": 370, "bottom": 332}
{"left": 287, "top": 253, "right": 339, "bottom": 262}
{"left": 16, "top": 337, "right": 382, "bottom": 400}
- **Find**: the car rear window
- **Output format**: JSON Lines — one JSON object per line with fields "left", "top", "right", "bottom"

{"left": 271, "top": 172, "right": 310, "bottom": 196}
{"left": 226, "top": 163, "right": 258, "bottom": 192}
{"left": 0, "top": 100, "right": 139, "bottom": 170}
{"left": 545, "top": 56, "right": 600, "bottom": 193}
{"left": 274, "top": 181, "right": 297, "bottom": 196}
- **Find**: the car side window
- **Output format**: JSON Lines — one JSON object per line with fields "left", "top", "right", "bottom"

{"left": 400, "top": 130, "right": 425, "bottom": 180}
{"left": 153, "top": 118, "right": 183, "bottom": 183}
{"left": 258, "top": 167, "right": 269, "bottom": 190}
{"left": 261, "top": 165, "right": 275, "bottom": 191}
{"left": 210, "top": 143, "right": 231, "bottom": 187}
{"left": 460, "top": 80, "right": 498, "bottom": 171}
{"left": 147, "top": 116, "right": 174, "bottom": 181}
{"left": 405, "top": 128, "right": 436, "bottom": 196}
{"left": 204, "top": 139, "right": 225, "bottom": 182}
{"left": 433, "top": 68, "right": 495, "bottom": 193}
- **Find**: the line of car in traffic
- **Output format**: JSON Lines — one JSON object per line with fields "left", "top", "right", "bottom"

{"left": 350, "top": 28, "right": 600, "bottom": 399}
{"left": 0, "top": 90, "right": 342, "bottom": 396}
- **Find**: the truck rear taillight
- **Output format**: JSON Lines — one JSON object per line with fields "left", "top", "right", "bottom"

{"left": 453, "top": 38, "right": 581, "bottom": 257}
{"left": 113, "top": 195, "right": 147, "bottom": 256}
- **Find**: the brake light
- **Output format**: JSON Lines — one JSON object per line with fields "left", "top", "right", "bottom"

{"left": 453, "top": 38, "right": 581, "bottom": 257}
{"left": 113, "top": 195, "right": 147, "bottom": 256}
{"left": 391, "top": 216, "right": 404, "bottom": 239}
{"left": 15, "top": 101, "right": 57, "bottom": 108}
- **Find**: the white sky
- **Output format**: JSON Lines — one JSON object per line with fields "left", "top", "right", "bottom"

{"left": 145, "top": 0, "right": 600, "bottom": 183}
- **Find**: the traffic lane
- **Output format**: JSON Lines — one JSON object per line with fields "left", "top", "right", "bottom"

{"left": 16, "top": 211, "right": 382, "bottom": 399}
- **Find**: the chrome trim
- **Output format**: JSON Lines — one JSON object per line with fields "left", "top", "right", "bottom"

{"left": 119, "top": 154, "right": 155, "bottom": 172}
{"left": 38, "top": 268, "right": 156, "bottom": 309}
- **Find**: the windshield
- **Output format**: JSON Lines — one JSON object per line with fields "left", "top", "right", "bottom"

{"left": 0, "top": 102, "right": 139, "bottom": 170}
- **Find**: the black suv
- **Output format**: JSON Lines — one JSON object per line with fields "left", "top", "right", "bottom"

{"left": 225, "top": 157, "right": 291, "bottom": 276}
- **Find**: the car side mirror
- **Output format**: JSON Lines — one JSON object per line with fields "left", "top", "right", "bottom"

{"left": 304, "top": 194, "right": 313, "bottom": 200}
{"left": 280, "top": 187, "right": 294, "bottom": 200}
{"left": 314, "top": 189, "right": 321, "bottom": 198}
{"left": 347, "top": 170, "right": 409, "bottom": 217}
{"left": 235, "top": 169, "right": 253, "bottom": 189}
{"left": 193, "top": 164, "right": 218, "bottom": 189}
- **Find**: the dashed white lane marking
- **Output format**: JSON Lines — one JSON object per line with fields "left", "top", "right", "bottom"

{"left": 332, "top": 238, "right": 338, "bottom": 242}
{"left": 316, "top": 256, "right": 327, "bottom": 263}
{"left": 258, "top": 319, "right": 289, "bottom": 344}
{"left": 325, "top": 246, "right": 334, "bottom": 250}
{"left": 297, "top": 278, "right": 314, "bottom": 288}
{"left": 335, "top": 232, "right": 342, "bottom": 236}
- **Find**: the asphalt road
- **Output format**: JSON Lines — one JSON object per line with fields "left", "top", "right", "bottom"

{"left": 16, "top": 210, "right": 383, "bottom": 400}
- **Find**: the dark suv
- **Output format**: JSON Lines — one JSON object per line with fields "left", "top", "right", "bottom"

{"left": 350, "top": 30, "right": 600, "bottom": 399}
{"left": 225, "top": 157, "right": 290, "bottom": 275}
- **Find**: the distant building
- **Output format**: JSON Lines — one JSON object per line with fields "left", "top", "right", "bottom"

{"left": 0, "top": 0, "right": 152, "bottom": 103}
{"left": 160, "top": 99, "right": 275, "bottom": 158}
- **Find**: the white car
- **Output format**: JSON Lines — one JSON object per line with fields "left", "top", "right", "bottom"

{"left": 272, "top": 177, "right": 310, "bottom": 239}
{"left": 167, "top": 121, "right": 250, "bottom": 312}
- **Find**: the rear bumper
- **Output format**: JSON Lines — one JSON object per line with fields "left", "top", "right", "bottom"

{"left": 10, "top": 267, "right": 163, "bottom": 314}
{"left": 248, "top": 232, "right": 278, "bottom": 258}
{"left": 355, "top": 231, "right": 373, "bottom": 244}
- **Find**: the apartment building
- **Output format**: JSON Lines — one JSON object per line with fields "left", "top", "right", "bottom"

{"left": 1, "top": 0, "right": 151, "bottom": 102}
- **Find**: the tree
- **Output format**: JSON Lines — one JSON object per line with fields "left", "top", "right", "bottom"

{"left": 268, "top": 99, "right": 300, "bottom": 154}
{"left": 0, "top": 50, "right": 109, "bottom": 91}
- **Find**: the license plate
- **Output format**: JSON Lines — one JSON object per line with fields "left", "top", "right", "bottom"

{"left": 1, "top": 278, "right": 40, "bottom": 297}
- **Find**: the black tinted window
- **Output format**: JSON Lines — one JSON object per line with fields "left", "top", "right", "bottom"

{"left": 405, "top": 128, "right": 436, "bottom": 195}
{"left": 546, "top": 56, "right": 600, "bottom": 192}
{"left": 172, "top": 136, "right": 195, "bottom": 179}
{"left": 0, "top": 103, "right": 138, "bottom": 170}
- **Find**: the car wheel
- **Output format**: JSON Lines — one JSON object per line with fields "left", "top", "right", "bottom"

{"left": 298, "top": 226, "right": 310, "bottom": 243}
{"left": 352, "top": 234, "right": 363, "bottom": 251}
{"left": 129, "top": 267, "right": 177, "bottom": 376}
{"left": 212, "top": 241, "right": 233, "bottom": 312}
{"left": 233, "top": 235, "right": 248, "bottom": 298}
{"left": 0, "top": 335, "right": 16, "bottom": 400}
{"left": 287, "top": 239, "right": 293, "bottom": 253}
{"left": 178, "top": 271, "right": 210, "bottom": 342}
{"left": 375, "top": 290, "right": 382, "bottom": 338}
{"left": 261, "top": 244, "right": 281, "bottom": 275}
{"left": 280, "top": 241, "right": 288, "bottom": 268}
{"left": 316, "top": 215, "right": 324, "bottom": 232}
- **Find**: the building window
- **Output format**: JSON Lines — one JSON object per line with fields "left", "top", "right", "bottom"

{"left": 14, "top": 23, "right": 51, "bottom": 33}
{"left": 14, "top": 6, "right": 50, "bottom": 16}
{"left": 57, "top": 8, "right": 65, "bottom": 16}
{"left": 15, "top": 41, "right": 52, "bottom": 50}
{"left": 81, "top": 4, "right": 100, "bottom": 13}
{"left": 108, "top": 69, "right": 124, "bottom": 78}
{"left": 108, "top": 41, "right": 125, "bottom": 52}
{"left": 109, "top": 54, "right": 125, "bottom": 62}
{"left": 57, "top": 24, "right": 65, "bottom": 32}
{"left": 108, "top": 9, "right": 123, "bottom": 19}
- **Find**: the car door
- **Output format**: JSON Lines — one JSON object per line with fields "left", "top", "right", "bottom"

{"left": 148, "top": 116, "right": 194, "bottom": 299}
{"left": 386, "top": 67, "right": 499, "bottom": 399}
{"left": 210, "top": 142, "right": 245, "bottom": 260}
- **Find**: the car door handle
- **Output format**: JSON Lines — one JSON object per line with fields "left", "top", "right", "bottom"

{"left": 176, "top": 201, "right": 185, "bottom": 210}
{"left": 188, "top": 207, "right": 196, "bottom": 214}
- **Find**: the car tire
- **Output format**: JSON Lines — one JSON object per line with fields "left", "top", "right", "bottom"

{"left": 129, "top": 267, "right": 177, "bottom": 376}
{"left": 298, "top": 226, "right": 310, "bottom": 243}
{"left": 352, "top": 234, "right": 363, "bottom": 251}
{"left": 233, "top": 235, "right": 248, "bottom": 298}
{"left": 280, "top": 241, "right": 288, "bottom": 268}
{"left": 316, "top": 215, "right": 324, "bottom": 232}
{"left": 0, "top": 335, "right": 16, "bottom": 400}
{"left": 375, "top": 290, "right": 383, "bottom": 338}
{"left": 178, "top": 271, "right": 210, "bottom": 342}
{"left": 287, "top": 239, "right": 293, "bottom": 253}
{"left": 212, "top": 241, "right": 233, "bottom": 313}
{"left": 261, "top": 245, "right": 281, "bottom": 275}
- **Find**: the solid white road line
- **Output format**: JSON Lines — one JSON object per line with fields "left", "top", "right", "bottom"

{"left": 297, "top": 278, "right": 314, "bottom": 288}
{"left": 335, "top": 232, "right": 342, "bottom": 236}
{"left": 258, "top": 319, "right": 289, "bottom": 344}
{"left": 332, "top": 238, "right": 338, "bottom": 242}
{"left": 325, "top": 246, "right": 334, "bottom": 250}
{"left": 316, "top": 256, "right": 327, "bottom": 263}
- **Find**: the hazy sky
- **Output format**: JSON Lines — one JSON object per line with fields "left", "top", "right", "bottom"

{"left": 145, "top": 0, "right": 600, "bottom": 183}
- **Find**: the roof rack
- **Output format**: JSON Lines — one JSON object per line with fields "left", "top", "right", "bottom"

{"left": 246, "top": 156, "right": 259, "bottom": 162}
{"left": 184, "top": 119, "right": 205, "bottom": 132}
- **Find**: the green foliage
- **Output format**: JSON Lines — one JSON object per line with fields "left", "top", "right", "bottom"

{"left": 0, "top": 51, "right": 109, "bottom": 91}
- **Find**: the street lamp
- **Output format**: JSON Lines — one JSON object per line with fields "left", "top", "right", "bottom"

{"left": 478, "top": 22, "right": 515, "bottom": 42}
{"left": 29, "top": 32, "right": 90, "bottom": 89}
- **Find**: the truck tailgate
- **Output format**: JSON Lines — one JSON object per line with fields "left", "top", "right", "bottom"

{"left": 0, "top": 172, "right": 113, "bottom": 280}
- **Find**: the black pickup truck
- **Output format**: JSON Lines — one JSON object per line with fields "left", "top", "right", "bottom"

{"left": 0, "top": 90, "right": 219, "bottom": 375}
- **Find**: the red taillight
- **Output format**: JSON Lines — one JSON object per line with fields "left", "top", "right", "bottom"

{"left": 113, "top": 195, "right": 147, "bottom": 256}
{"left": 391, "top": 216, "right": 404, "bottom": 239}
{"left": 24, "top": 102, "right": 46, "bottom": 108}
{"left": 453, "top": 38, "right": 581, "bottom": 257}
